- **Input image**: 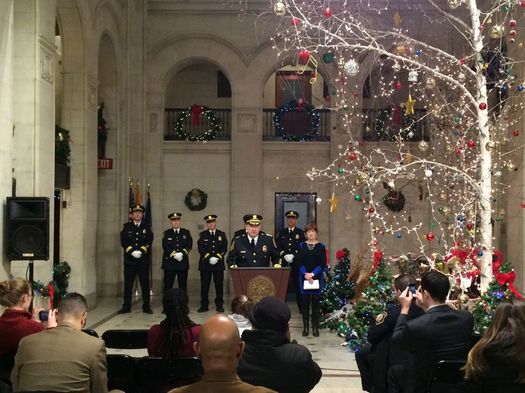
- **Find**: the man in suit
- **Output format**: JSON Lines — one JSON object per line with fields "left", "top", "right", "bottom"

{"left": 197, "top": 214, "right": 228, "bottom": 313}
{"left": 227, "top": 214, "right": 280, "bottom": 268}
{"left": 389, "top": 270, "right": 474, "bottom": 393}
{"left": 119, "top": 204, "right": 153, "bottom": 314}
{"left": 11, "top": 293, "right": 112, "bottom": 393}
{"left": 355, "top": 275, "right": 424, "bottom": 393}
{"left": 162, "top": 212, "right": 193, "bottom": 292}
{"left": 168, "top": 314, "right": 275, "bottom": 393}
{"left": 275, "top": 210, "right": 306, "bottom": 312}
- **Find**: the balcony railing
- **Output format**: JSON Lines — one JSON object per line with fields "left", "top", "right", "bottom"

{"left": 164, "top": 108, "right": 331, "bottom": 141}
{"left": 165, "top": 108, "right": 232, "bottom": 140}
{"left": 362, "top": 108, "right": 429, "bottom": 142}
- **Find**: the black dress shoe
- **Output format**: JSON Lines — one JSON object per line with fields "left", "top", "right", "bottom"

{"left": 216, "top": 306, "right": 225, "bottom": 313}
{"left": 143, "top": 306, "right": 153, "bottom": 314}
{"left": 117, "top": 308, "right": 131, "bottom": 314}
{"left": 197, "top": 307, "right": 209, "bottom": 313}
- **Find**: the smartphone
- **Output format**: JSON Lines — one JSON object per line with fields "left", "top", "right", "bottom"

{"left": 39, "top": 310, "right": 49, "bottom": 321}
{"left": 408, "top": 283, "right": 417, "bottom": 295}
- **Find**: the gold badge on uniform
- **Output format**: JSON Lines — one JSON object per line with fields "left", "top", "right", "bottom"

{"left": 262, "top": 245, "right": 268, "bottom": 252}
{"left": 375, "top": 312, "right": 387, "bottom": 325}
{"left": 295, "top": 234, "right": 299, "bottom": 240}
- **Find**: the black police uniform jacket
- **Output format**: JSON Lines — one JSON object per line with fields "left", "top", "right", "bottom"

{"left": 227, "top": 233, "right": 280, "bottom": 268}
{"left": 197, "top": 229, "right": 228, "bottom": 271}
{"left": 275, "top": 227, "right": 306, "bottom": 268}
{"left": 120, "top": 221, "right": 153, "bottom": 266}
{"left": 162, "top": 228, "right": 193, "bottom": 271}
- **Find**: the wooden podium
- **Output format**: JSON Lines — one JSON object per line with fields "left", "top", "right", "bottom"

{"left": 229, "top": 267, "right": 291, "bottom": 302}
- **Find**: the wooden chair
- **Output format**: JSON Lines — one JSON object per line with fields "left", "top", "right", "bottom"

{"left": 426, "top": 360, "right": 466, "bottom": 393}
{"left": 101, "top": 329, "right": 148, "bottom": 349}
{"left": 136, "top": 356, "right": 203, "bottom": 393}
{"left": 106, "top": 354, "right": 137, "bottom": 393}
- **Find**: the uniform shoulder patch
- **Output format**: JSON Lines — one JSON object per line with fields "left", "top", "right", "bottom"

{"left": 375, "top": 312, "right": 387, "bottom": 325}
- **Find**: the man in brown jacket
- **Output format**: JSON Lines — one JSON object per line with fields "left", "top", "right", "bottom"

{"left": 11, "top": 293, "right": 111, "bottom": 393}
{"left": 169, "top": 314, "right": 275, "bottom": 393}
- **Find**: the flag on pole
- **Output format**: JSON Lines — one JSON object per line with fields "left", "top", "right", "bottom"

{"left": 128, "top": 179, "right": 134, "bottom": 221}
{"left": 144, "top": 189, "right": 152, "bottom": 227}
{"left": 135, "top": 182, "right": 142, "bottom": 206}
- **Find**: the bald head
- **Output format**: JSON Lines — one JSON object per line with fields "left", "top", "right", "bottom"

{"left": 194, "top": 314, "right": 244, "bottom": 372}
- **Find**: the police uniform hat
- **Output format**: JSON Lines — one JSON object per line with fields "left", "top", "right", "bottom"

{"left": 204, "top": 214, "right": 217, "bottom": 222}
{"left": 285, "top": 210, "right": 299, "bottom": 218}
{"left": 242, "top": 214, "right": 252, "bottom": 223}
{"left": 132, "top": 205, "right": 145, "bottom": 213}
{"left": 246, "top": 214, "right": 263, "bottom": 226}
{"left": 168, "top": 212, "right": 182, "bottom": 220}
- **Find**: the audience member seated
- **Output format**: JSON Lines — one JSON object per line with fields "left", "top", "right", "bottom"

{"left": 228, "top": 295, "right": 253, "bottom": 335}
{"left": 11, "top": 292, "right": 115, "bottom": 393}
{"left": 356, "top": 274, "right": 424, "bottom": 393}
{"left": 389, "top": 270, "right": 474, "bottom": 393}
{"left": 463, "top": 301, "right": 525, "bottom": 393}
{"left": 237, "top": 296, "right": 322, "bottom": 393}
{"left": 0, "top": 278, "right": 57, "bottom": 391}
{"left": 168, "top": 314, "right": 276, "bottom": 393}
{"left": 148, "top": 288, "right": 201, "bottom": 358}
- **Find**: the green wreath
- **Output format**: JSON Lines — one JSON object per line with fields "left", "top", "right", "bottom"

{"left": 184, "top": 188, "right": 208, "bottom": 211}
{"left": 174, "top": 104, "right": 222, "bottom": 142}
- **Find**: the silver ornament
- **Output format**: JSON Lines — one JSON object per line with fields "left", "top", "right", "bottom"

{"left": 448, "top": 0, "right": 461, "bottom": 9}
{"left": 344, "top": 59, "right": 359, "bottom": 76}
{"left": 392, "top": 62, "right": 401, "bottom": 72}
{"left": 408, "top": 70, "right": 419, "bottom": 82}
{"left": 418, "top": 140, "right": 429, "bottom": 151}
{"left": 457, "top": 73, "right": 466, "bottom": 83}
{"left": 273, "top": 1, "right": 286, "bottom": 16}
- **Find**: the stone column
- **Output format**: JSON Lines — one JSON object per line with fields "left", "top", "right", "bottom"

{"left": 11, "top": 0, "right": 56, "bottom": 281}
{"left": 0, "top": 0, "right": 14, "bottom": 279}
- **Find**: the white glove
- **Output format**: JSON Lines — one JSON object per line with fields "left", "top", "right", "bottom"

{"left": 209, "top": 257, "right": 219, "bottom": 265}
{"left": 174, "top": 252, "right": 184, "bottom": 261}
{"left": 284, "top": 254, "right": 294, "bottom": 263}
{"left": 131, "top": 250, "right": 142, "bottom": 259}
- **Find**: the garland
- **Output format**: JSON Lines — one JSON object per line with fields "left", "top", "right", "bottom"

{"left": 184, "top": 188, "right": 208, "bottom": 211}
{"left": 55, "top": 125, "right": 71, "bottom": 165}
{"left": 174, "top": 104, "right": 222, "bottom": 142}
{"left": 273, "top": 100, "right": 320, "bottom": 141}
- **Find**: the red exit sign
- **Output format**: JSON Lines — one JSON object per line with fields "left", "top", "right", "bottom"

{"left": 97, "top": 158, "right": 113, "bottom": 169}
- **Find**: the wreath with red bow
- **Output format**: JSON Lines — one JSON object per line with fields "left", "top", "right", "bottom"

{"left": 174, "top": 104, "right": 222, "bottom": 142}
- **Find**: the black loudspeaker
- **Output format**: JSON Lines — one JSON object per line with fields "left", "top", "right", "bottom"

{"left": 6, "top": 197, "right": 49, "bottom": 260}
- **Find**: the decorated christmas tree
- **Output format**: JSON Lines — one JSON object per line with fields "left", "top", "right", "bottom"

{"left": 471, "top": 260, "right": 523, "bottom": 335}
{"left": 320, "top": 248, "right": 354, "bottom": 319}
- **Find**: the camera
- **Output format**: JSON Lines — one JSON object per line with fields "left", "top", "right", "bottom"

{"left": 38, "top": 310, "right": 49, "bottom": 321}
{"left": 407, "top": 283, "right": 417, "bottom": 295}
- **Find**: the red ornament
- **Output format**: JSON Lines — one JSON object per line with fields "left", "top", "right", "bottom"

{"left": 509, "top": 29, "right": 517, "bottom": 37}
{"left": 478, "top": 102, "right": 487, "bottom": 110}
{"left": 291, "top": 17, "right": 300, "bottom": 26}
{"left": 368, "top": 207, "right": 375, "bottom": 214}
{"left": 466, "top": 222, "right": 474, "bottom": 230}
{"left": 521, "top": 0, "right": 525, "bottom": 8}
{"left": 323, "top": 7, "right": 333, "bottom": 18}
{"left": 521, "top": 202, "right": 525, "bottom": 208}
{"left": 426, "top": 232, "right": 435, "bottom": 241}
{"left": 510, "top": 38, "right": 516, "bottom": 44}
{"left": 512, "top": 129, "right": 520, "bottom": 137}
{"left": 509, "top": 19, "right": 517, "bottom": 28}
{"left": 459, "top": 58, "right": 467, "bottom": 65}
{"left": 466, "top": 139, "right": 476, "bottom": 149}
{"left": 395, "top": 81, "right": 403, "bottom": 90}
{"left": 349, "top": 152, "right": 357, "bottom": 161}
{"left": 298, "top": 49, "right": 310, "bottom": 64}
{"left": 455, "top": 147, "right": 462, "bottom": 156}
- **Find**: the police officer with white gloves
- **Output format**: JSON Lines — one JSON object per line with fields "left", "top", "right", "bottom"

{"left": 162, "top": 212, "right": 193, "bottom": 293}
{"left": 197, "top": 215, "right": 228, "bottom": 312}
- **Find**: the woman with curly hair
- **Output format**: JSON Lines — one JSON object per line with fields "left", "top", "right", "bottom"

{"left": 463, "top": 301, "right": 525, "bottom": 392}
{"left": 147, "top": 288, "right": 201, "bottom": 359}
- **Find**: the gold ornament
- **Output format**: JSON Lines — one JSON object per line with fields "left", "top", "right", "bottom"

{"left": 490, "top": 25, "right": 505, "bottom": 39}
{"left": 457, "top": 73, "right": 466, "bottom": 83}
{"left": 458, "top": 293, "right": 469, "bottom": 304}
{"left": 425, "top": 78, "right": 436, "bottom": 89}
{"left": 329, "top": 193, "right": 338, "bottom": 213}
{"left": 393, "top": 11, "right": 402, "bottom": 27}
{"left": 448, "top": 0, "right": 461, "bottom": 9}
{"left": 418, "top": 140, "right": 429, "bottom": 151}
{"left": 405, "top": 94, "right": 416, "bottom": 115}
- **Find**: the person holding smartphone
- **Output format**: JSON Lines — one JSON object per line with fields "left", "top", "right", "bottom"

{"left": 296, "top": 223, "right": 326, "bottom": 337}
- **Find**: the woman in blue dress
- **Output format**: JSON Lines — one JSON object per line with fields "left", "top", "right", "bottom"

{"left": 296, "top": 223, "right": 326, "bottom": 337}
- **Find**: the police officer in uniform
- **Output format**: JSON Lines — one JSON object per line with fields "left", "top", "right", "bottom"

{"left": 197, "top": 215, "right": 228, "bottom": 313}
{"left": 119, "top": 204, "right": 153, "bottom": 314}
{"left": 233, "top": 214, "right": 265, "bottom": 240}
{"left": 275, "top": 210, "right": 306, "bottom": 312}
{"left": 162, "top": 212, "right": 193, "bottom": 292}
{"left": 227, "top": 214, "right": 280, "bottom": 268}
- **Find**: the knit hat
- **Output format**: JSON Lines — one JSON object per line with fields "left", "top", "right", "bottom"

{"left": 252, "top": 296, "right": 291, "bottom": 332}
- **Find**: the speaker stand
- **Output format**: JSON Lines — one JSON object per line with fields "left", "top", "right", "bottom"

{"left": 28, "top": 260, "right": 35, "bottom": 311}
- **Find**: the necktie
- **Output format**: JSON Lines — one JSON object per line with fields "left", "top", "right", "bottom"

{"left": 211, "top": 231, "right": 215, "bottom": 236}
{"left": 289, "top": 229, "right": 292, "bottom": 235}
{"left": 250, "top": 238, "right": 255, "bottom": 248}
{"left": 176, "top": 229, "right": 179, "bottom": 235}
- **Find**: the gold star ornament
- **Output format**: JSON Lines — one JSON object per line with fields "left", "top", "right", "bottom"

{"left": 405, "top": 93, "right": 416, "bottom": 115}
{"left": 329, "top": 193, "right": 338, "bottom": 213}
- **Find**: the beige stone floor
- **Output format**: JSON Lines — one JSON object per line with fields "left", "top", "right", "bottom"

{"left": 87, "top": 291, "right": 365, "bottom": 393}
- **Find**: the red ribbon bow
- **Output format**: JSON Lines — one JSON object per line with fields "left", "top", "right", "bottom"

{"left": 371, "top": 250, "right": 384, "bottom": 274}
{"left": 496, "top": 271, "right": 523, "bottom": 300}
{"left": 47, "top": 282, "right": 55, "bottom": 309}
{"left": 190, "top": 105, "right": 203, "bottom": 127}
